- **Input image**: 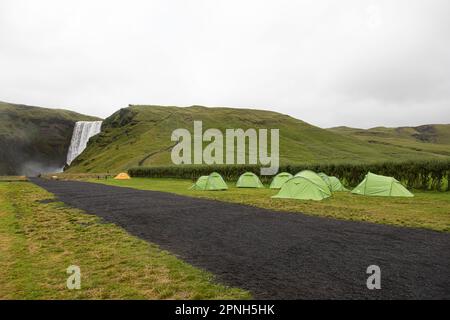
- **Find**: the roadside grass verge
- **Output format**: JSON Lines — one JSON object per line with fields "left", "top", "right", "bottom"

{"left": 95, "top": 178, "right": 450, "bottom": 233}
{"left": 0, "top": 182, "right": 250, "bottom": 299}
{"left": 0, "top": 176, "right": 28, "bottom": 182}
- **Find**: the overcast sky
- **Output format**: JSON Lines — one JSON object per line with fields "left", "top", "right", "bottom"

{"left": 1, "top": 0, "right": 449, "bottom": 128}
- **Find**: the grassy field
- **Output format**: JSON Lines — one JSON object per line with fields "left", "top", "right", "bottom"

{"left": 0, "top": 176, "right": 28, "bottom": 182}
{"left": 95, "top": 178, "right": 450, "bottom": 232}
{"left": 0, "top": 182, "right": 250, "bottom": 299}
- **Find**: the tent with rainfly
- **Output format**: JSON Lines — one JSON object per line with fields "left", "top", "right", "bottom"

{"left": 189, "top": 176, "right": 209, "bottom": 190}
{"left": 236, "top": 172, "right": 265, "bottom": 188}
{"left": 269, "top": 172, "right": 294, "bottom": 189}
{"left": 351, "top": 172, "right": 414, "bottom": 197}
{"left": 318, "top": 172, "right": 348, "bottom": 192}
{"left": 272, "top": 170, "right": 332, "bottom": 201}
{"left": 114, "top": 172, "right": 131, "bottom": 180}
{"left": 189, "top": 172, "right": 228, "bottom": 191}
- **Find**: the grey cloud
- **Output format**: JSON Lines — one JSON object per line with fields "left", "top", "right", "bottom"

{"left": 0, "top": 0, "right": 449, "bottom": 128}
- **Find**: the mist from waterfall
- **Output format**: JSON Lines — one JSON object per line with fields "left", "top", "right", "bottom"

{"left": 66, "top": 121, "right": 103, "bottom": 165}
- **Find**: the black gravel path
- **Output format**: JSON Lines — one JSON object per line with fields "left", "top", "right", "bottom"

{"left": 31, "top": 178, "right": 450, "bottom": 299}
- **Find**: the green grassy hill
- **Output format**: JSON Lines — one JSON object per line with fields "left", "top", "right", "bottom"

{"left": 67, "top": 105, "right": 450, "bottom": 173}
{"left": 0, "top": 101, "right": 100, "bottom": 175}
{"left": 329, "top": 125, "right": 450, "bottom": 157}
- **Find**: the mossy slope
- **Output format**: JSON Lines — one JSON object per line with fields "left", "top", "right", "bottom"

{"left": 68, "top": 105, "right": 450, "bottom": 173}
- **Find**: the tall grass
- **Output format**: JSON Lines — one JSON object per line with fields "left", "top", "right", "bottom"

{"left": 129, "top": 160, "right": 450, "bottom": 191}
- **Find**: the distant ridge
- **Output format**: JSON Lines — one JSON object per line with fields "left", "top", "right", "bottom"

{"left": 329, "top": 124, "right": 450, "bottom": 157}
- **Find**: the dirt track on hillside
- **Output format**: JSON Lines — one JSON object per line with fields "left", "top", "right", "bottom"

{"left": 31, "top": 178, "right": 450, "bottom": 299}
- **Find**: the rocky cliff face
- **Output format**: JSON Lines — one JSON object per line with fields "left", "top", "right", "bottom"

{"left": 0, "top": 101, "right": 100, "bottom": 175}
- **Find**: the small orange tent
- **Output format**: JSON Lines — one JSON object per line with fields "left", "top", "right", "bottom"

{"left": 114, "top": 172, "right": 131, "bottom": 180}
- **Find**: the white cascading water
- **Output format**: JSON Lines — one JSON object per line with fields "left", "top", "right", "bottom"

{"left": 66, "top": 121, "right": 103, "bottom": 165}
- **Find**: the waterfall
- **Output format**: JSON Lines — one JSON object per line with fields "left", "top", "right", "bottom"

{"left": 66, "top": 121, "right": 103, "bottom": 165}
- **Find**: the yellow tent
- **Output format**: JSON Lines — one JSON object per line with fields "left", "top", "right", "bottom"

{"left": 114, "top": 172, "right": 131, "bottom": 180}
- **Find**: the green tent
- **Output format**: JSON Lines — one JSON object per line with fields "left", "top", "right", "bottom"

{"left": 189, "top": 176, "right": 208, "bottom": 190}
{"left": 236, "top": 172, "right": 265, "bottom": 188}
{"left": 318, "top": 172, "right": 331, "bottom": 186}
{"left": 272, "top": 176, "right": 332, "bottom": 201}
{"left": 329, "top": 176, "right": 348, "bottom": 192}
{"left": 351, "top": 172, "right": 414, "bottom": 197}
{"left": 190, "top": 172, "right": 228, "bottom": 191}
{"left": 318, "top": 172, "right": 348, "bottom": 192}
{"left": 269, "top": 172, "right": 294, "bottom": 189}
{"left": 295, "top": 170, "right": 331, "bottom": 194}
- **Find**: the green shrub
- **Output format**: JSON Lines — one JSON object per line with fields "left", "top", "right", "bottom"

{"left": 128, "top": 160, "right": 450, "bottom": 191}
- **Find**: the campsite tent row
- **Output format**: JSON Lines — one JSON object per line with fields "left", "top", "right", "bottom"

{"left": 190, "top": 171, "right": 347, "bottom": 192}
{"left": 275, "top": 171, "right": 413, "bottom": 200}
{"left": 117, "top": 170, "right": 412, "bottom": 200}
{"left": 190, "top": 172, "right": 265, "bottom": 190}
{"left": 190, "top": 171, "right": 413, "bottom": 200}
{"left": 189, "top": 170, "right": 346, "bottom": 196}
{"left": 273, "top": 171, "right": 413, "bottom": 200}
